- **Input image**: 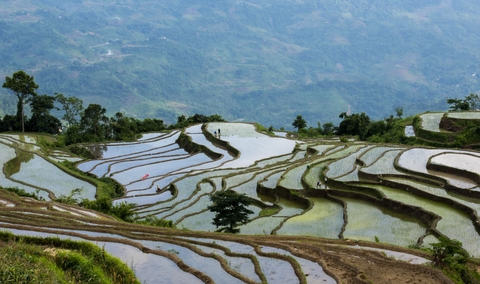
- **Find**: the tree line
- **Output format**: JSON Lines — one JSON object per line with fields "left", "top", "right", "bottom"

{"left": 291, "top": 93, "right": 480, "bottom": 144}
{"left": 291, "top": 106, "right": 408, "bottom": 143}
{"left": 1, "top": 70, "right": 224, "bottom": 145}
{"left": 4, "top": 70, "right": 478, "bottom": 147}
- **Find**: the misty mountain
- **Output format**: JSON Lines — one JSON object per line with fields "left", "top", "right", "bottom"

{"left": 1, "top": 0, "right": 479, "bottom": 128}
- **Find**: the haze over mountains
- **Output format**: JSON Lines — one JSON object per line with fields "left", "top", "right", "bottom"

{"left": 1, "top": 0, "right": 479, "bottom": 128}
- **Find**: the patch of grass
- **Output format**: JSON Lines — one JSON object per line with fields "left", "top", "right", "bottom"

{"left": 68, "top": 145, "right": 95, "bottom": 159}
{"left": 0, "top": 241, "right": 70, "bottom": 284}
{"left": 59, "top": 161, "right": 124, "bottom": 199}
{"left": 0, "top": 231, "right": 140, "bottom": 284}
{"left": 1, "top": 186, "right": 41, "bottom": 200}
{"left": 259, "top": 205, "right": 281, "bottom": 217}
{"left": 135, "top": 216, "right": 175, "bottom": 228}
{"left": 79, "top": 197, "right": 137, "bottom": 222}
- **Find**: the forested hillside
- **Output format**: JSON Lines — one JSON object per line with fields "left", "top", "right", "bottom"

{"left": 1, "top": 0, "right": 479, "bottom": 128}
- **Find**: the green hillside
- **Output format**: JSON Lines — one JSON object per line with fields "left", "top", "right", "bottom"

{"left": 1, "top": 0, "right": 480, "bottom": 128}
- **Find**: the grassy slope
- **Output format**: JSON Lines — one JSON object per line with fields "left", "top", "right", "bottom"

{"left": 0, "top": 231, "right": 140, "bottom": 284}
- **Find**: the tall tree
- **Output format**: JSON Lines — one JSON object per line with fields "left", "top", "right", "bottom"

{"left": 292, "top": 115, "right": 307, "bottom": 131}
{"left": 208, "top": 190, "right": 253, "bottom": 233}
{"left": 445, "top": 94, "right": 480, "bottom": 111}
{"left": 80, "top": 104, "right": 108, "bottom": 141}
{"left": 28, "top": 94, "right": 61, "bottom": 134}
{"left": 55, "top": 93, "right": 83, "bottom": 128}
{"left": 464, "top": 93, "right": 480, "bottom": 110}
{"left": 337, "top": 112, "right": 371, "bottom": 140}
{"left": 2, "top": 70, "right": 39, "bottom": 132}
{"left": 395, "top": 107, "right": 403, "bottom": 118}
{"left": 322, "top": 122, "right": 334, "bottom": 135}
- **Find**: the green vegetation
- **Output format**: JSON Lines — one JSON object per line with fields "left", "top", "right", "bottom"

{"left": 170, "top": 113, "right": 225, "bottom": 129}
{"left": 292, "top": 110, "right": 415, "bottom": 145}
{"left": 259, "top": 205, "right": 282, "bottom": 217}
{"left": 208, "top": 190, "right": 254, "bottom": 234}
{"left": 0, "top": 186, "right": 41, "bottom": 200}
{"left": 56, "top": 192, "right": 173, "bottom": 226}
{"left": 292, "top": 115, "right": 307, "bottom": 131}
{"left": 430, "top": 237, "right": 480, "bottom": 284}
{"left": 4, "top": 70, "right": 480, "bottom": 149}
{"left": 135, "top": 216, "right": 174, "bottom": 228}
{"left": 4, "top": 150, "right": 34, "bottom": 176}
{"left": 79, "top": 198, "right": 136, "bottom": 222}
{"left": 447, "top": 94, "right": 480, "bottom": 112}
{"left": 0, "top": 231, "right": 139, "bottom": 284}
{"left": 58, "top": 161, "right": 123, "bottom": 199}
{"left": 2, "top": 70, "right": 39, "bottom": 133}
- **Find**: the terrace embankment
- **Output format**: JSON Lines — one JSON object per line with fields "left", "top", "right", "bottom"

{"left": 176, "top": 132, "right": 223, "bottom": 160}
{"left": 439, "top": 116, "right": 463, "bottom": 132}
{"left": 257, "top": 184, "right": 310, "bottom": 208}
{"left": 201, "top": 124, "right": 240, "bottom": 158}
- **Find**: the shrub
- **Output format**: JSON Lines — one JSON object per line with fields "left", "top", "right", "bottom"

{"left": 1, "top": 186, "right": 41, "bottom": 200}
{"left": 56, "top": 188, "right": 83, "bottom": 205}
{"left": 429, "top": 236, "right": 480, "bottom": 283}
{"left": 68, "top": 145, "right": 95, "bottom": 159}
{"left": 208, "top": 190, "right": 253, "bottom": 234}
{"left": 80, "top": 197, "right": 136, "bottom": 222}
{"left": 135, "top": 216, "right": 175, "bottom": 228}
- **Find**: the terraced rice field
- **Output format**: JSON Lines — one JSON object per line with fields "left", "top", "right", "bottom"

{"left": 1, "top": 122, "right": 479, "bottom": 283}
{"left": 446, "top": 111, "right": 480, "bottom": 119}
{"left": 73, "top": 123, "right": 480, "bottom": 255}
{"left": 419, "top": 112, "right": 445, "bottom": 132}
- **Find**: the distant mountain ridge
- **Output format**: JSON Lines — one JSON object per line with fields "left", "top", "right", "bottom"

{"left": 0, "top": 0, "right": 479, "bottom": 128}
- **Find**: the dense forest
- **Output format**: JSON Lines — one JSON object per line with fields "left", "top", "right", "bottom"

{"left": 0, "top": 0, "right": 480, "bottom": 128}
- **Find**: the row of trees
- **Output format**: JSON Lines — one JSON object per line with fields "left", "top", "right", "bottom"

{"left": 2, "top": 70, "right": 225, "bottom": 145}
{"left": 2, "top": 71, "right": 61, "bottom": 134}
{"left": 1, "top": 71, "right": 168, "bottom": 143}
{"left": 446, "top": 93, "right": 480, "bottom": 111}
{"left": 292, "top": 93, "right": 479, "bottom": 143}
{"left": 291, "top": 107, "right": 406, "bottom": 143}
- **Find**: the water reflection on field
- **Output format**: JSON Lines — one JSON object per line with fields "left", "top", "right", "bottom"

{"left": 278, "top": 198, "right": 343, "bottom": 238}
{"left": 111, "top": 154, "right": 211, "bottom": 185}
{"left": 85, "top": 131, "right": 180, "bottom": 159}
{"left": 11, "top": 153, "right": 96, "bottom": 200}
{"left": 341, "top": 197, "right": 426, "bottom": 247}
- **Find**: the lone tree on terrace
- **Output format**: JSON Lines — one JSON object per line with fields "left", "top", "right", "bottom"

{"left": 2, "top": 70, "right": 39, "bottom": 132}
{"left": 292, "top": 115, "right": 307, "bottom": 131}
{"left": 208, "top": 190, "right": 253, "bottom": 233}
